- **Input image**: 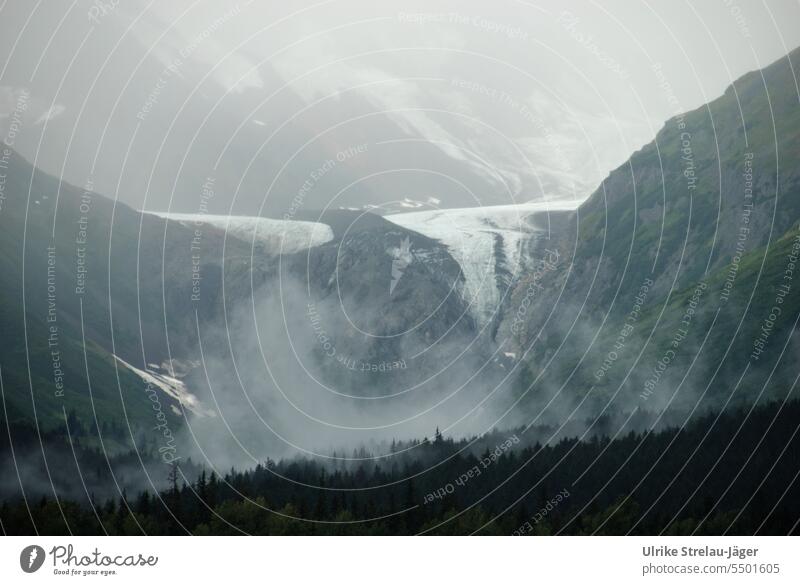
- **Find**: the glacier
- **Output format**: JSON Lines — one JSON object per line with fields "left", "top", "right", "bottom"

{"left": 386, "top": 200, "right": 581, "bottom": 326}
{"left": 145, "top": 212, "right": 334, "bottom": 254}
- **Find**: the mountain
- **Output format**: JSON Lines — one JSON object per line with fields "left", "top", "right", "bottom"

{"left": 495, "top": 46, "right": 800, "bottom": 425}
{"left": 0, "top": 148, "right": 207, "bottom": 434}
{"left": 3, "top": 45, "right": 800, "bottom": 451}
{"left": 0, "top": 148, "right": 507, "bottom": 454}
{"left": 0, "top": 147, "right": 333, "bottom": 433}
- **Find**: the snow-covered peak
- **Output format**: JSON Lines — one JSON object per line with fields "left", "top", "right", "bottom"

{"left": 146, "top": 212, "right": 334, "bottom": 254}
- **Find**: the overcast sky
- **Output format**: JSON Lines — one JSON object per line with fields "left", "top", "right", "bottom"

{"left": 1, "top": 0, "right": 798, "bottom": 215}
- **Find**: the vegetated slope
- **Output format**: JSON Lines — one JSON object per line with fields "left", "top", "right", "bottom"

{"left": 0, "top": 149, "right": 262, "bottom": 432}
{"left": 502, "top": 47, "right": 800, "bottom": 424}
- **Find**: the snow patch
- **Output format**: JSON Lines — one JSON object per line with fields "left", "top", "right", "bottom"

{"left": 114, "top": 355, "right": 214, "bottom": 418}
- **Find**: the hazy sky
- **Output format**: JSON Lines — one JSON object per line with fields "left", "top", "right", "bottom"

{"left": 1, "top": 0, "right": 798, "bottom": 215}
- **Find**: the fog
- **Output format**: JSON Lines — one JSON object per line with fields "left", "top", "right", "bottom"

{"left": 176, "top": 266, "right": 519, "bottom": 469}
{"left": 2, "top": 0, "right": 799, "bottom": 218}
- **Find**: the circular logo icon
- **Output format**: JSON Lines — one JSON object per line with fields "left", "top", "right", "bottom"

{"left": 19, "top": 545, "right": 46, "bottom": 573}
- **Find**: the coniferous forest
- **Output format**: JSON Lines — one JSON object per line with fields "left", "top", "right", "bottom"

{"left": 3, "top": 398, "right": 799, "bottom": 535}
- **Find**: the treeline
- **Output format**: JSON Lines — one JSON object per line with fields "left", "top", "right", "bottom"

{"left": 2, "top": 399, "right": 800, "bottom": 535}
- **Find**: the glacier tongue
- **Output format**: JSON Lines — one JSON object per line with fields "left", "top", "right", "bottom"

{"left": 145, "top": 212, "right": 334, "bottom": 254}
{"left": 386, "top": 201, "right": 580, "bottom": 326}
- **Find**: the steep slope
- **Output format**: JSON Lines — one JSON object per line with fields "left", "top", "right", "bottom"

{"left": 0, "top": 149, "right": 346, "bottom": 433}
{"left": 502, "top": 47, "right": 800, "bottom": 424}
{"left": 0, "top": 149, "right": 237, "bottom": 432}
